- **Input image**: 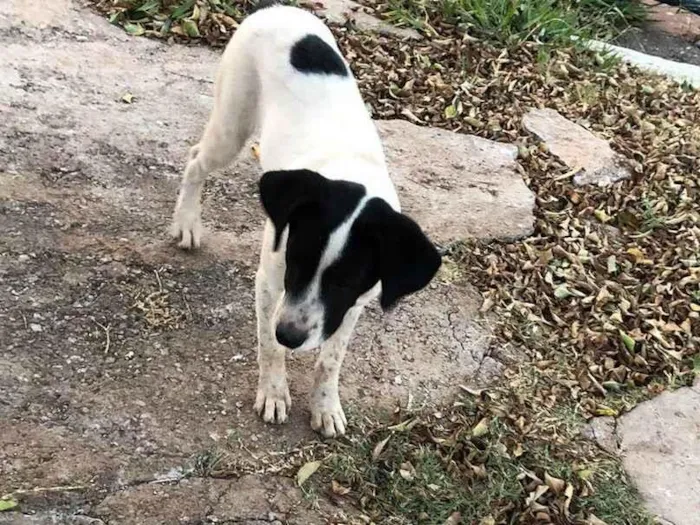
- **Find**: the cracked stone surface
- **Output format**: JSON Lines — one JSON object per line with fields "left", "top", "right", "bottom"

{"left": 522, "top": 108, "right": 632, "bottom": 187}
{"left": 0, "top": 0, "right": 528, "bottom": 521}
{"left": 616, "top": 381, "right": 700, "bottom": 525}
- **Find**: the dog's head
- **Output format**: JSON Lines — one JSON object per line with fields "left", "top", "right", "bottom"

{"left": 259, "top": 169, "right": 441, "bottom": 351}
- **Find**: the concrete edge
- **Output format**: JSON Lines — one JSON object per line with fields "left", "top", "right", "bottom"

{"left": 577, "top": 36, "right": 700, "bottom": 88}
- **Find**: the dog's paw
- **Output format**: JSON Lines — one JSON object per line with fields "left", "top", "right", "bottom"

{"left": 171, "top": 203, "right": 202, "bottom": 250}
{"left": 310, "top": 390, "right": 347, "bottom": 438}
{"left": 254, "top": 377, "right": 292, "bottom": 424}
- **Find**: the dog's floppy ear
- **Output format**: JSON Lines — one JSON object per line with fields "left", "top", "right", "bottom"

{"left": 359, "top": 198, "right": 442, "bottom": 311}
{"left": 259, "top": 169, "right": 326, "bottom": 251}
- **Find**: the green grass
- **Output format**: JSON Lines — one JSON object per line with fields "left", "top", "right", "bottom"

{"left": 325, "top": 421, "right": 522, "bottom": 523}
{"left": 319, "top": 398, "right": 654, "bottom": 524}
{"left": 100, "top": 0, "right": 253, "bottom": 38}
{"left": 580, "top": 460, "right": 653, "bottom": 525}
{"left": 383, "top": 0, "right": 647, "bottom": 44}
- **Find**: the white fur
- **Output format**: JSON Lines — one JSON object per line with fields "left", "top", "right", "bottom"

{"left": 171, "top": 5, "right": 399, "bottom": 437}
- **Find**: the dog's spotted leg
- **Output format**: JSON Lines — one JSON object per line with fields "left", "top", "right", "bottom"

{"left": 310, "top": 305, "right": 363, "bottom": 438}
{"left": 253, "top": 265, "right": 291, "bottom": 424}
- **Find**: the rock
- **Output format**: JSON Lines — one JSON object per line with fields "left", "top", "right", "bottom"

{"left": 522, "top": 108, "right": 631, "bottom": 187}
{"left": 617, "top": 383, "right": 700, "bottom": 525}
{"left": 581, "top": 416, "right": 619, "bottom": 454}
{"left": 640, "top": 0, "right": 700, "bottom": 41}
{"left": 378, "top": 120, "right": 536, "bottom": 243}
{"left": 314, "top": 0, "right": 421, "bottom": 39}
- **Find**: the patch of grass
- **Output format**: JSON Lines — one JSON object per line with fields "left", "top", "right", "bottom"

{"left": 579, "top": 459, "right": 653, "bottom": 525}
{"left": 94, "top": 0, "right": 645, "bottom": 47}
{"left": 192, "top": 448, "right": 225, "bottom": 477}
{"left": 325, "top": 421, "right": 520, "bottom": 523}
{"left": 381, "top": 0, "right": 646, "bottom": 44}
{"left": 320, "top": 398, "right": 655, "bottom": 524}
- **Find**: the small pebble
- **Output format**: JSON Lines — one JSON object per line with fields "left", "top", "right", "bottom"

{"left": 29, "top": 323, "right": 42, "bottom": 332}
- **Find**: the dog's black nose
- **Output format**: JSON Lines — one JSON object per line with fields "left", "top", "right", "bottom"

{"left": 275, "top": 323, "right": 306, "bottom": 349}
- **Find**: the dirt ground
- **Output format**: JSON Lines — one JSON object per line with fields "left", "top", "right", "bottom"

{"left": 0, "top": 1, "right": 515, "bottom": 522}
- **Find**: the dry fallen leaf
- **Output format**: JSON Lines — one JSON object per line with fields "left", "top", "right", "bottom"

{"left": 296, "top": 460, "right": 321, "bottom": 487}
{"left": 444, "top": 511, "right": 461, "bottom": 525}
{"left": 471, "top": 418, "right": 490, "bottom": 437}
{"left": 525, "top": 484, "right": 549, "bottom": 507}
{"left": 563, "top": 483, "right": 574, "bottom": 517}
{"left": 399, "top": 461, "right": 416, "bottom": 481}
{"left": 372, "top": 435, "right": 391, "bottom": 461}
{"left": 512, "top": 442, "right": 524, "bottom": 457}
{"left": 331, "top": 479, "right": 350, "bottom": 495}
{"left": 544, "top": 472, "right": 566, "bottom": 494}
{"left": 251, "top": 143, "right": 261, "bottom": 161}
{"left": 587, "top": 514, "right": 609, "bottom": 525}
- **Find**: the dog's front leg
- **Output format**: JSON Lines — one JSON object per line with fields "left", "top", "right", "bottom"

{"left": 253, "top": 264, "right": 291, "bottom": 424}
{"left": 310, "top": 305, "right": 363, "bottom": 438}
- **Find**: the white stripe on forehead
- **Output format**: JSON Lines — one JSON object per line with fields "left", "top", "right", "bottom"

{"left": 314, "top": 195, "right": 370, "bottom": 284}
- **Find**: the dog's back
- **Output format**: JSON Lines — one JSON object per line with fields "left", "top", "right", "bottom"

{"left": 218, "top": 5, "right": 392, "bottom": 199}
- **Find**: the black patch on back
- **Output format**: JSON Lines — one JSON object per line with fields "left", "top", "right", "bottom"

{"left": 290, "top": 34, "right": 348, "bottom": 77}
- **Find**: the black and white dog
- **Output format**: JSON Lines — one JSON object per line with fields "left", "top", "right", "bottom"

{"left": 171, "top": 3, "right": 441, "bottom": 437}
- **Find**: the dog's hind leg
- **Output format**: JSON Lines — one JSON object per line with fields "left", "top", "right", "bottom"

{"left": 171, "top": 35, "right": 259, "bottom": 249}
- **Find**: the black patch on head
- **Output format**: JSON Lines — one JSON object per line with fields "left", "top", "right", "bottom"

{"left": 319, "top": 224, "right": 379, "bottom": 337}
{"left": 318, "top": 198, "right": 442, "bottom": 337}
{"left": 250, "top": 0, "right": 280, "bottom": 13}
{"left": 258, "top": 170, "right": 365, "bottom": 300}
{"left": 259, "top": 172, "right": 440, "bottom": 340}
{"left": 290, "top": 34, "right": 348, "bottom": 77}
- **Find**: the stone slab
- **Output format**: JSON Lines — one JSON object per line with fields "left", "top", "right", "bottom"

{"left": 313, "top": 0, "right": 421, "bottom": 39}
{"left": 378, "top": 120, "right": 535, "bottom": 243}
{"left": 617, "top": 381, "right": 700, "bottom": 525}
{"left": 641, "top": 0, "right": 700, "bottom": 41}
{"left": 522, "top": 108, "right": 632, "bottom": 186}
